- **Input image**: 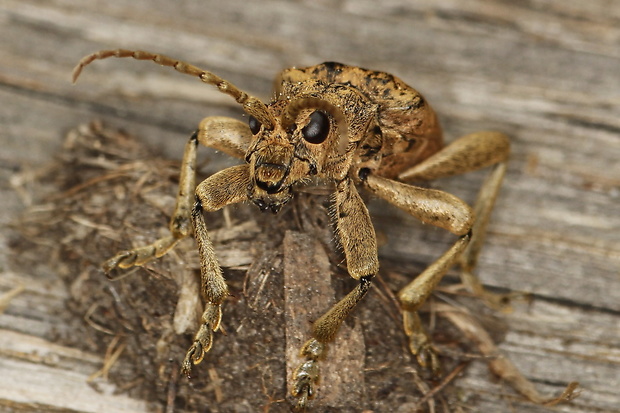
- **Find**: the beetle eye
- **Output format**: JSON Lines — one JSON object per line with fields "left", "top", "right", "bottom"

{"left": 248, "top": 115, "right": 261, "bottom": 135}
{"left": 301, "top": 111, "right": 330, "bottom": 144}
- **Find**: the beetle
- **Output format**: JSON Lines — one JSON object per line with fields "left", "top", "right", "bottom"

{"left": 73, "top": 49, "right": 510, "bottom": 409}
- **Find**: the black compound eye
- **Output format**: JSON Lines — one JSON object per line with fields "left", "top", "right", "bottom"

{"left": 248, "top": 115, "right": 261, "bottom": 135}
{"left": 301, "top": 111, "right": 330, "bottom": 144}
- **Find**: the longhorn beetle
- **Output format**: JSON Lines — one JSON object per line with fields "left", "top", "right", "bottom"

{"left": 73, "top": 49, "right": 509, "bottom": 409}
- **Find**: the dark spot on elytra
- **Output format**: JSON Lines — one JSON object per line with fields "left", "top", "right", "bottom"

{"left": 411, "top": 95, "right": 425, "bottom": 110}
{"left": 405, "top": 138, "right": 418, "bottom": 151}
{"left": 321, "top": 62, "right": 345, "bottom": 78}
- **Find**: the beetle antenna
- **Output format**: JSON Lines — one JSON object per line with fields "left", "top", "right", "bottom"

{"left": 72, "top": 49, "right": 274, "bottom": 128}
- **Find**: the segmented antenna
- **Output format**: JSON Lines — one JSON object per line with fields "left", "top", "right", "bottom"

{"left": 72, "top": 49, "right": 274, "bottom": 127}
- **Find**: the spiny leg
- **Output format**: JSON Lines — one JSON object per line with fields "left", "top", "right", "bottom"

{"left": 460, "top": 162, "right": 510, "bottom": 306}
{"left": 103, "top": 117, "right": 252, "bottom": 274}
{"left": 182, "top": 164, "right": 251, "bottom": 376}
{"left": 292, "top": 178, "right": 377, "bottom": 409}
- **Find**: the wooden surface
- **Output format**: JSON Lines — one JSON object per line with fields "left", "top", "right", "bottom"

{"left": 1, "top": 1, "right": 619, "bottom": 412}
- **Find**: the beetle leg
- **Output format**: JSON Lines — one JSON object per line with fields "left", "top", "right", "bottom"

{"left": 362, "top": 131, "right": 509, "bottom": 370}
{"left": 398, "top": 131, "right": 511, "bottom": 308}
{"left": 292, "top": 178, "right": 377, "bottom": 409}
{"left": 103, "top": 117, "right": 252, "bottom": 274}
{"left": 399, "top": 234, "right": 470, "bottom": 373}
{"left": 364, "top": 175, "right": 474, "bottom": 236}
{"left": 460, "top": 162, "right": 510, "bottom": 307}
{"left": 196, "top": 116, "right": 253, "bottom": 159}
{"left": 398, "top": 131, "right": 510, "bottom": 182}
{"left": 364, "top": 174, "right": 473, "bottom": 372}
{"left": 182, "top": 164, "right": 251, "bottom": 376}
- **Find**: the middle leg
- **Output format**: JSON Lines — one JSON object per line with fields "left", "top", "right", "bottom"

{"left": 363, "top": 130, "right": 510, "bottom": 369}
{"left": 102, "top": 116, "right": 252, "bottom": 274}
{"left": 364, "top": 173, "right": 475, "bottom": 372}
{"left": 398, "top": 131, "right": 511, "bottom": 306}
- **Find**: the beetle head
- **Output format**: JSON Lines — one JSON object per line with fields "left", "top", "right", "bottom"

{"left": 244, "top": 97, "right": 351, "bottom": 213}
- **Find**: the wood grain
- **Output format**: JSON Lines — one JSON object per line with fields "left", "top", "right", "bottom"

{"left": 1, "top": 1, "right": 618, "bottom": 412}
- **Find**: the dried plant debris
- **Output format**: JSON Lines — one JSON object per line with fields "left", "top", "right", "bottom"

{"left": 9, "top": 121, "right": 577, "bottom": 412}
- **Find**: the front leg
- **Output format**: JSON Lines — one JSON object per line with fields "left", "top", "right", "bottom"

{"left": 292, "top": 178, "right": 377, "bottom": 409}
{"left": 181, "top": 164, "right": 251, "bottom": 376}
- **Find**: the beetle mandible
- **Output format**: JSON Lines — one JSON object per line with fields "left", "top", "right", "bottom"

{"left": 73, "top": 49, "right": 510, "bottom": 409}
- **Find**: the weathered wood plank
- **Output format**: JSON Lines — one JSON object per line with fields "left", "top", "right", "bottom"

{"left": 0, "top": 327, "right": 151, "bottom": 413}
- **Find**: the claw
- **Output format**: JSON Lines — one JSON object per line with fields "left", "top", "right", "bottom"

{"left": 180, "top": 304, "right": 221, "bottom": 378}
{"left": 291, "top": 339, "right": 324, "bottom": 409}
{"left": 409, "top": 330, "right": 441, "bottom": 375}
{"left": 295, "top": 393, "right": 310, "bottom": 412}
{"left": 403, "top": 310, "right": 442, "bottom": 375}
{"left": 413, "top": 342, "right": 441, "bottom": 376}
{"left": 292, "top": 360, "right": 320, "bottom": 410}
{"left": 181, "top": 342, "right": 204, "bottom": 378}
{"left": 102, "top": 250, "right": 135, "bottom": 274}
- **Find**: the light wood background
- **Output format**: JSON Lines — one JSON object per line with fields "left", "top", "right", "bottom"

{"left": 1, "top": 1, "right": 618, "bottom": 412}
